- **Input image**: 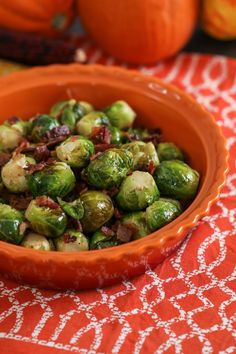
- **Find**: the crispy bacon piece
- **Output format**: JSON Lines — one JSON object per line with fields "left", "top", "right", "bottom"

{"left": 148, "top": 161, "right": 156, "bottom": 175}
{"left": 34, "top": 144, "right": 50, "bottom": 162}
{"left": 19, "top": 221, "right": 30, "bottom": 235}
{"left": 24, "top": 162, "right": 46, "bottom": 174}
{"left": 114, "top": 208, "right": 123, "bottom": 219}
{"left": 116, "top": 222, "right": 135, "bottom": 243}
{"left": 90, "top": 152, "right": 102, "bottom": 161}
{"left": 74, "top": 220, "right": 83, "bottom": 232}
{"left": 9, "top": 194, "right": 33, "bottom": 210}
{"left": 35, "top": 196, "right": 59, "bottom": 209}
{"left": 15, "top": 139, "right": 30, "bottom": 154}
{"left": 91, "top": 126, "right": 111, "bottom": 144}
{"left": 44, "top": 125, "right": 70, "bottom": 141}
{"left": 63, "top": 233, "right": 77, "bottom": 243}
{"left": 0, "top": 152, "right": 11, "bottom": 167}
{"left": 101, "top": 226, "right": 115, "bottom": 237}
{"left": 143, "top": 133, "right": 162, "bottom": 145}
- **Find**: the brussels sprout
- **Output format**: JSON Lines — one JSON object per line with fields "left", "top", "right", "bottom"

{"left": 121, "top": 211, "right": 149, "bottom": 240}
{"left": 50, "top": 99, "right": 90, "bottom": 131}
{"left": 0, "top": 125, "right": 23, "bottom": 151}
{"left": 116, "top": 171, "right": 159, "bottom": 211}
{"left": 0, "top": 203, "right": 25, "bottom": 244}
{"left": 90, "top": 230, "right": 118, "bottom": 250}
{"left": 125, "top": 127, "right": 149, "bottom": 141}
{"left": 21, "top": 232, "right": 55, "bottom": 251}
{"left": 54, "top": 229, "right": 88, "bottom": 252}
{"left": 123, "top": 141, "right": 159, "bottom": 171}
{"left": 30, "top": 114, "right": 60, "bottom": 142}
{"left": 154, "top": 160, "right": 200, "bottom": 200}
{"left": 157, "top": 142, "right": 184, "bottom": 162}
{"left": 104, "top": 100, "right": 136, "bottom": 129}
{"left": 28, "top": 162, "right": 76, "bottom": 199}
{"left": 80, "top": 191, "right": 114, "bottom": 233}
{"left": 87, "top": 148, "right": 133, "bottom": 189}
{"left": 110, "top": 126, "right": 122, "bottom": 144}
{"left": 57, "top": 197, "right": 84, "bottom": 220}
{"left": 56, "top": 135, "right": 94, "bottom": 168}
{"left": 25, "top": 199, "right": 67, "bottom": 237}
{"left": 146, "top": 199, "right": 182, "bottom": 232}
{"left": 76, "top": 111, "right": 110, "bottom": 138}
{"left": 79, "top": 101, "right": 94, "bottom": 114}
{"left": 1, "top": 154, "right": 35, "bottom": 193}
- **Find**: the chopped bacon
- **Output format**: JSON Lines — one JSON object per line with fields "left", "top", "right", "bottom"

{"left": 148, "top": 161, "right": 156, "bottom": 175}
{"left": 94, "top": 144, "right": 116, "bottom": 152}
{"left": 44, "top": 125, "right": 70, "bottom": 141}
{"left": 101, "top": 226, "right": 115, "bottom": 237}
{"left": 9, "top": 194, "right": 33, "bottom": 210}
{"left": 143, "top": 133, "right": 162, "bottom": 145}
{"left": 24, "top": 162, "right": 46, "bottom": 174}
{"left": 107, "top": 187, "right": 119, "bottom": 197}
{"left": 90, "top": 152, "right": 102, "bottom": 161}
{"left": 34, "top": 144, "right": 50, "bottom": 162}
{"left": 63, "top": 233, "right": 77, "bottom": 243}
{"left": 0, "top": 152, "right": 11, "bottom": 167}
{"left": 116, "top": 222, "right": 136, "bottom": 243}
{"left": 122, "top": 131, "right": 139, "bottom": 142}
{"left": 91, "top": 125, "right": 111, "bottom": 144}
{"left": 75, "top": 182, "right": 88, "bottom": 195}
{"left": 46, "top": 136, "right": 68, "bottom": 148}
{"left": 35, "top": 196, "right": 59, "bottom": 209}
{"left": 74, "top": 220, "right": 83, "bottom": 232}
{"left": 15, "top": 139, "right": 30, "bottom": 154}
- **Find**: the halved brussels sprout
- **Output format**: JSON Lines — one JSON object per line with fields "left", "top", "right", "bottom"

{"left": 57, "top": 197, "right": 84, "bottom": 220}
{"left": 90, "top": 230, "right": 118, "bottom": 250}
{"left": 25, "top": 199, "right": 67, "bottom": 237}
{"left": 1, "top": 154, "right": 35, "bottom": 193}
{"left": 123, "top": 141, "right": 159, "bottom": 171}
{"left": 30, "top": 114, "right": 60, "bottom": 142}
{"left": 54, "top": 229, "right": 88, "bottom": 252}
{"left": 21, "top": 232, "right": 55, "bottom": 251}
{"left": 87, "top": 148, "right": 133, "bottom": 189}
{"left": 0, "top": 203, "right": 25, "bottom": 244}
{"left": 76, "top": 111, "right": 110, "bottom": 138}
{"left": 110, "top": 126, "right": 122, "bottom": 144}
{"left": 154, "top": 160, "right": 200, "bottom": 200}
{"left": 28, "top": 162, "right": 76, "bottom": 199}
{"left": 104, "top": 100, "right": 136, "bottom": 129}
{"left": 80, "top": 191, "right": 114, "bottom": 233}
{"left": 146, "top": 198, "right": 182, "bottom": 232}
{"left": 157, "top": 142, "right": 184, "bottom": 162}
{"left": 56, "top": 135, "right": 95, "bottom": 168}
{"left": 116, "top": 171, "right": 159, "bottom": 211}
{"left": 121, "top": 211, "right": 149, "bottom": 240}
{"left": 0, "top": 125, "right": 23, "bottom": 151}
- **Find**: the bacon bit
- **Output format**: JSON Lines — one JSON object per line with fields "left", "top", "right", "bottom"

{"left": 148, "top": 161, "right": 156, "bottom": 175}
{"left": 35, "top": 196, "right": 59, "bottom": 209}
{"left": 9, "top": 194, "right": 33, "bottom": 210}
{"left": 90, "top": 152, "right": 102, "bottom": 161}
{"left": 122, "top": 131, "right": 139, "bottom": 142}
{"left": 34, "top": 144, "right": 50, "bottom": 162}
{"left": 46, "top": 136, "right": 68, "bottom": 148}
{"left": 127, "top": 171, "right": 133, "bottom": 176}
{"left": 24, "top": 162, "right": 46, "bottom": 174}
{"left": 7, "top": 116, "right": 20, "bottom": 125}
{"left": 107, "top": 187, "right": 119, "bottom": 197}
{"left": 101, "top": 226, "right": 115, "bottom": 237}
{"left": 143, "top": 133, "right": 162, "bottom": 145}
{"left": 19, "top": 221, "right": 30, "bottom": 235}
{"left": 46, "top": 157, "right": 57, "bottom": 165}
{"left": 75, "top": 182, "right": 88, "bottom": 195}
{"left": 116, "top": 222, "right": 136, "bottom": 243}
{"left": 91, "top": 125, "right": 111, "bottom": 144}
{"left": 70, "top": 136, "right": 80, "bottom": 142}
{"left": 44, "top": 125, "right": 70, "bottom": 141}
{"left": 64, "top": 233, "right": 77, "bottom": 243}
{"left": 15, "top": 139, "right": 30, "bottom": 154}
{"left": 0, "top": 152, "right": 11, "bottom": 167}
{"left": 94, "top": 144, "right": 116, "bottom": 152}
{"left": 114, "top": 208, "right": 123, "bottom": 219}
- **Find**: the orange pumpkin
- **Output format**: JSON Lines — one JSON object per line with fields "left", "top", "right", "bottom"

{"left": 77, "top": 0, "right": 199, "bottom": 64}
{"left": 201, "top": 0, "right": 236, "bottom": 40}
{"left": 0, "top": 0, "right": 75, "bottom": 37}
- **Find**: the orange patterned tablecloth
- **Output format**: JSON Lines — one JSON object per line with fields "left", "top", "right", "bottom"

{"left": 0, "top": 50, "right": 235, "bottom": 353}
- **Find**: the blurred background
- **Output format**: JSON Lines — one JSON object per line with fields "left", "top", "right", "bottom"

{"left": 0, "top": 0, "right": 235, "bottom": 72}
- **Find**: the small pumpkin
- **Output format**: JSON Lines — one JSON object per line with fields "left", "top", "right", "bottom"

{"left": 77, "top": 0, "right": 199, "bottom": 64}
{"left": 201, "top": 0, "right": 236, "bottom": 40}
{"left": 0, "top": 0, "right": 75, "bottom": 37}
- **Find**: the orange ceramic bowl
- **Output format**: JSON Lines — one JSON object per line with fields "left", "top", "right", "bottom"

{"left": 0, "top": 64, "right": 228, "bottom": 290}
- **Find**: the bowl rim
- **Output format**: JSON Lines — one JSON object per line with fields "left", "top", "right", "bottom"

{"left": 0, "top": 63, "right": 229, "bottom": 263}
